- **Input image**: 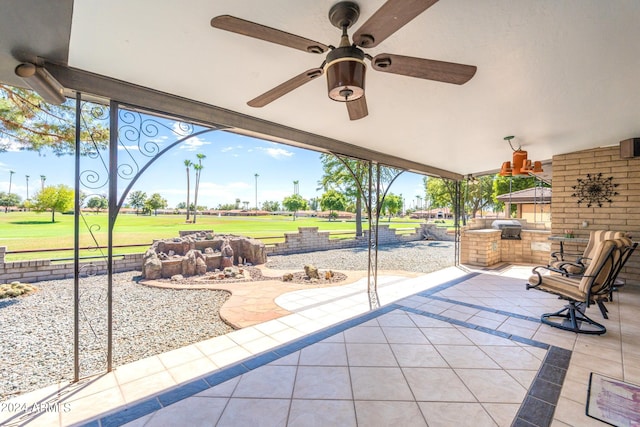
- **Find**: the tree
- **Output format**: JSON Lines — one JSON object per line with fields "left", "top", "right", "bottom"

{"left": 86, "top": 196, "right": 108, "bottom": 213}
{"left": 0, "top": 84, "right": 109, "bottom": 154}
{"left": 381, "top": 193, "right": 403, "bottom": 221}
{"left": 425, "top": 175, "right": 498, "bottom": 222}
{"left": 32, "top": 184, "right": 74, "bottom": 222}
{"left": 217, "top": 202, "right": 236, "bottom": 210}
{"left": 466, "top": 176, "right": 496, "bottom": 218}
{"left": 192, "top": 153, "right": 206, "bottom": 224}
{"left": 319, "top": 155, "right": 400, "bottom": 235}
{"left": 320, "top": 190, "right": 346, "bottom": 220}
{"left": 319, "top": 154, "right": 366, "bottom": 236}
{"left": 145, "top": 193, "right": 168, "bottom": 215}
{"left": 261, "top": 200, "right": 280, "bottom": 212}
{"left": 127, "top": 190, "right": 147, "bottom": 215}
{"left": 282, "top": 194, "right": 308, "bottom": 221}
{"left": 0, "top": 191, "right": 21, "bottom": 212}
{"left": 184, "top": 159, "right": 193, "bottom": 221}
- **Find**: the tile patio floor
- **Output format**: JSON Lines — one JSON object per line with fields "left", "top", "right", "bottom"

{"left": 1, "top": 265, "right": 639, "bottom": 426}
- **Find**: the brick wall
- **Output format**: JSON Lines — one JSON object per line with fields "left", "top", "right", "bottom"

{"left": 266, "top": 224, "right": 452, "bottom": 256}
{"left": 551, "top": 146, "right": 640, "bottom": 284}
{"left": 0, "top": 247, "right": 144, "bottom": 284}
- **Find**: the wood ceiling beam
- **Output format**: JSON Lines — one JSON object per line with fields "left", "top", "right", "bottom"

{"left": 47, "top": 63, "right": 462, "bottom": 180}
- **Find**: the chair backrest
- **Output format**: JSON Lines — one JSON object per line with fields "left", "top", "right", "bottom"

{"left": 578, "top": 239, "right": 617, "bottom": 296}
{"left": 582, "top": 230, "right": 625, "bottom": 260}
{"left": 579, "top": 237, "right": 637, "bottom": 300}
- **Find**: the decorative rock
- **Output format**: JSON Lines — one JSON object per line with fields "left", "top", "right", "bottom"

{"left": 283, "top": 273, "right": 293, "bottom": 282}
{"left": 304, "top": 264, "right": 320, "bottom": 279}
{"left": 195, "top": 257, "right": 207, "bottom": 275}
{"left": 182, "top": 249, "right": 204, "bottom": 277}
{"left": 221, "top": 239, "right": 234, "bottom": 268}
{"left": 204, "top": 247, "right": 214, "bottom": 255}
{"left": 170, "top": 274, "right": 184, "bottom": 281}
{"left": 142, "top": 250, "right": 163, "bottom": 279}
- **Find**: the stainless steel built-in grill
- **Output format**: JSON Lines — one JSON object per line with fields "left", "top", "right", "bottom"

{"left": 491, "top": 220, "right": 523, "bottom": 240}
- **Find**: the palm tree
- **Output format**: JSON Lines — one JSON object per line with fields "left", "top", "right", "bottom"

{"left": 192, "top": 153, "right": 206, "bottom": 224}
{"left": 40, "top": 175, "right": 46, "bottom": 191}
{"left": 184, "top": 159, "right": 192, "bottom": 221}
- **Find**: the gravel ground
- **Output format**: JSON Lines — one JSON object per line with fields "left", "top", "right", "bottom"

{"left": 267, "top": 240, "right": 455, "bottom": 273}
{"left": 0, "top": 240, "right": 454, "bottom": 401}
{"left": 0, "top": 272, "right": 233, "bottom": 401}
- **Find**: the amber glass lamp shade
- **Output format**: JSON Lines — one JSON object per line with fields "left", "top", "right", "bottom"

{"left": 325, "top": 46, "right": 366, "bottom": 102}
{"left": 511, "top": 150, "right": 528, "bottom": 175}
{"left": 532, "top": 161, "right": 543, "bottom": 173}
{"left": 499, "top": 161, "right": 512, "bottom": 176}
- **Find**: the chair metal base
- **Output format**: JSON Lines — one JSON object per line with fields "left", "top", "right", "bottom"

{"left": 541, "top": 302, "right": 606, "bottom": 335}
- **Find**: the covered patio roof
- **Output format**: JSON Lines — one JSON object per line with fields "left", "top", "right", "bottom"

{"left": 1, "top": 1, "right": 640, "bottom": 179}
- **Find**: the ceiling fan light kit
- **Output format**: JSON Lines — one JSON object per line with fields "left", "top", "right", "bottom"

{"left": 325, "top": 46, "right": 366, "bottom": 102}
{"left": 211, "top": 0, "right": 476, "bottom": 120}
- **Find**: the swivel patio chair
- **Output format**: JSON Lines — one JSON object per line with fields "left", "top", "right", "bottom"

{"left": 550, "top": 230, "right": 625, "bottom": 275}
{"left": 527, "top": 237, "right": 636, "bottom": 335}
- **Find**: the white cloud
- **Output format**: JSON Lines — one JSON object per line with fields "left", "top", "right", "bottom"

{"left": 221, "top": 146, "right": 234, "bottom": 152}
{"left": 0, "top": 137, "right": 22, "bottom": 152}
{"left": 257, "top": 147, "right": 294, "bottom": 159}
{"left": 178, "top": 135, "right": 211, "bottom": 152}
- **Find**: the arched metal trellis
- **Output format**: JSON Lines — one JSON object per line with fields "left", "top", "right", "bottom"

{"left": 332, "top": 155, "right": 404, "bottom": 309}
{"left": 72, "top": 94, "right": 224, "bottom": 380}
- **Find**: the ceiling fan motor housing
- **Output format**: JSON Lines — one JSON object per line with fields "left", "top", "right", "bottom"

{"left": 325, "top": 45, "right": 366, "bottom": 102}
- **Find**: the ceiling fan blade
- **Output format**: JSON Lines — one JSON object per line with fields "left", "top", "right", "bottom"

{"left": 372, "top": 54, "right": 477, "bottom": 85}
{"left": 353, "top": 0, "right": 439, "bottom": 48}
{"left": 211, "top": 15, "right": 329, "bottom": 54}
{"left": 346, "top": 95, "right": 368, "bottom": 120}
{"left": 248, "top": 68, "right": 324, "bottom": 107}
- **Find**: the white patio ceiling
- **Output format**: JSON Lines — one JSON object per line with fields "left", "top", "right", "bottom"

{"left": 2, "top": 0, "right": 640, "bottom": 177}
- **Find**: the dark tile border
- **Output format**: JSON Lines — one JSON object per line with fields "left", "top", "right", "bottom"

{"left": 512, "top": 346, "right": 572, "bottom": 426}
{"left": 93, "top": 301, "right": 405, "bottom": 426}
{"left": 424, "top": 294, "right": 541, "bottom": 323}
{"left": 90, "top": 271, "right": 571, "bottom": 427}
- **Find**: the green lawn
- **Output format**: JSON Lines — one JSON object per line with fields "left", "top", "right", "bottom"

{"left": 0, "top": 211, "right": 425, "bottom": 261}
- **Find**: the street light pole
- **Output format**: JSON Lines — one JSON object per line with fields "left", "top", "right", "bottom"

{"left": 254, "top": 173, "right": 259, "bottom": 210}
{"left": 8, "top": 170, "right": 14, "bottom": 195}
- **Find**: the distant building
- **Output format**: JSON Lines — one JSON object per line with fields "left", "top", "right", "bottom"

{"left": 496, "top": 187, "right": 551, "bottom": 223}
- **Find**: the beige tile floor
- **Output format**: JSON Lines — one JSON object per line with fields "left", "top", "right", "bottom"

{"left": 1, "top": 265, "right": 638, "bottom": 426}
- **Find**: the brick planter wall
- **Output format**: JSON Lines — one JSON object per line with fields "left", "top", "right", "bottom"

{"left": 0, "top": 248, "right": 144, "bottom": 284}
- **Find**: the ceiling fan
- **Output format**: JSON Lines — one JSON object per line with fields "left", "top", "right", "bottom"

{"left": 211, "top": 0, "right": 477, "bottom": 120}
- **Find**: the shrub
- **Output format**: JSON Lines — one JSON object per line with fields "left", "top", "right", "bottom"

{"left": 0, "top": 282, "right": 37, "bottom": 299}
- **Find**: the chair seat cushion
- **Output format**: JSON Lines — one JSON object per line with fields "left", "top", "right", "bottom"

{"left": 527, "top": 274, "right": 586, "bottom": 301}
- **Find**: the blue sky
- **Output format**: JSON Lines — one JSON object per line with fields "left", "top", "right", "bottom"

{"left": 0, "top": 130, "right": 427, "bottom": 210}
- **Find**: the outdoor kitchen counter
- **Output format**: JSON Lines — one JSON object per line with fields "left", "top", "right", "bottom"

{"left": 461, "top": 228, "right": 551, "bottom": 267}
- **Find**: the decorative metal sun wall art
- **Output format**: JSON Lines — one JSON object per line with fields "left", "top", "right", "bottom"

{"left": 571, "top": 173, "right": 619, "bottom": 207}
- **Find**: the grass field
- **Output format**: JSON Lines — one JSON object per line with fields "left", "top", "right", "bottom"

{"left": 0, "top": 211, "right": 430, "bottom": 261}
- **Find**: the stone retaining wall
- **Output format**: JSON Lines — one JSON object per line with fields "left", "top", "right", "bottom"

{"left": 0, "top": 223, "right": 451, "bottom": 284}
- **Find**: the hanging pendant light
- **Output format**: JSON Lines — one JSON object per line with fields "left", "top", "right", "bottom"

{"left": 499, "top": 136, "right": 543, "bottom": 176}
